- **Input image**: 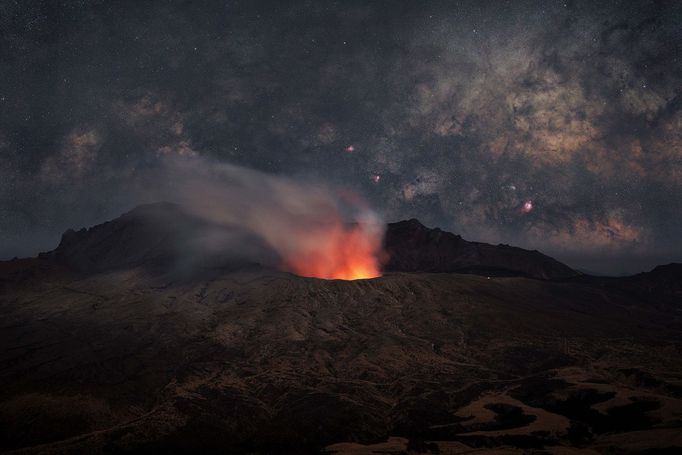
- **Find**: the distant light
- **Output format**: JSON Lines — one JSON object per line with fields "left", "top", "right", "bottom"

{"left": 372, "top": 174, "right": 381, "bottom": 183}
{"left": 345, "top": 145, "right": 355, "bottom": 153}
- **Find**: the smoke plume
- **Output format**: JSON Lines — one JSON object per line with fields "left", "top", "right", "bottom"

{"left": 158, "top": 157, "right": 385, "bottom": 280}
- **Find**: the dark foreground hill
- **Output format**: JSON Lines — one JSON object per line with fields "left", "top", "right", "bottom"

{"left": 1, "top": 204, "right": 681, "bottom": 454}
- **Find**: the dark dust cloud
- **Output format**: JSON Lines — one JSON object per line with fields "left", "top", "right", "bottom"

{"left": 1, "top": 0, "right": 681, "bottom": 275}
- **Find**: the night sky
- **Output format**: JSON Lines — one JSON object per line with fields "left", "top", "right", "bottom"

{"left": 1, "top": 0, "right": 681, "bottom": 274}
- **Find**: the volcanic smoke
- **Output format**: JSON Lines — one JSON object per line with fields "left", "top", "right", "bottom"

{"left": 160, "top": 157, "right": 385, "bottom": 280}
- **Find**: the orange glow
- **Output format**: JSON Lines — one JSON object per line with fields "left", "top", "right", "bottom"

{"left": 282, "top": 223, "right": 383, "bottom": 280}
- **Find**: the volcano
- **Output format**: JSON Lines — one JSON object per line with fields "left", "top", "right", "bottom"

{"left": 40, "top": 203, "right": 578, "bottom": 281}
{"left": 1, "top": 203, "right": 681, "bottom": 453}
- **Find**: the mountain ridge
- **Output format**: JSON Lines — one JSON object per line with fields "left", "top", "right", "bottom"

{"left": 384, "top": 218, "right": 578, "bottom": 280}
{"left": 41, "top": 202, "right": 579, "bottom": 281}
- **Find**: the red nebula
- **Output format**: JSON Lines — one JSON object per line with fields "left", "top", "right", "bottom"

{"left": 522, "top": 200, "right": 533, "bottom": 213}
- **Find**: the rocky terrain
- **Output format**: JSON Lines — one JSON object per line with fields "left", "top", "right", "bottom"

{"left": 1, "top": 204, "right": 681, "bottom": 454}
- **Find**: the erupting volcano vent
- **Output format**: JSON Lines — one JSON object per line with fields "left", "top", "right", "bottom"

{"left": 281, "top": 222, "right": 383, "bottom": 280}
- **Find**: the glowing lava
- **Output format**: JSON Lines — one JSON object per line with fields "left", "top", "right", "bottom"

{"left": 282, "top": 222, "right": 383, "bottom": 280}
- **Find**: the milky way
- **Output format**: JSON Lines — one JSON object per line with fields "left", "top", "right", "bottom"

{"left": 1, "top": 0, "right": 680, "bottom": 274}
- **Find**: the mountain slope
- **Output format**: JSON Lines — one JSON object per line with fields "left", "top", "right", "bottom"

{"left": 384, "top": 218, "right": 578, "bottom": 280}
{"left": 0, "top": 265, "right": 680, "bottom": 453}
{"left": 40, "top": 203, "right": 273, "bottom": 275}
{"left": 622, "top": 263, "right": 682, "bottom": 296}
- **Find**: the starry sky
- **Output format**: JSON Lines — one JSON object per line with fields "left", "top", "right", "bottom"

{"left": 1, "top": 0, "right": 681, "bottom": 274}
